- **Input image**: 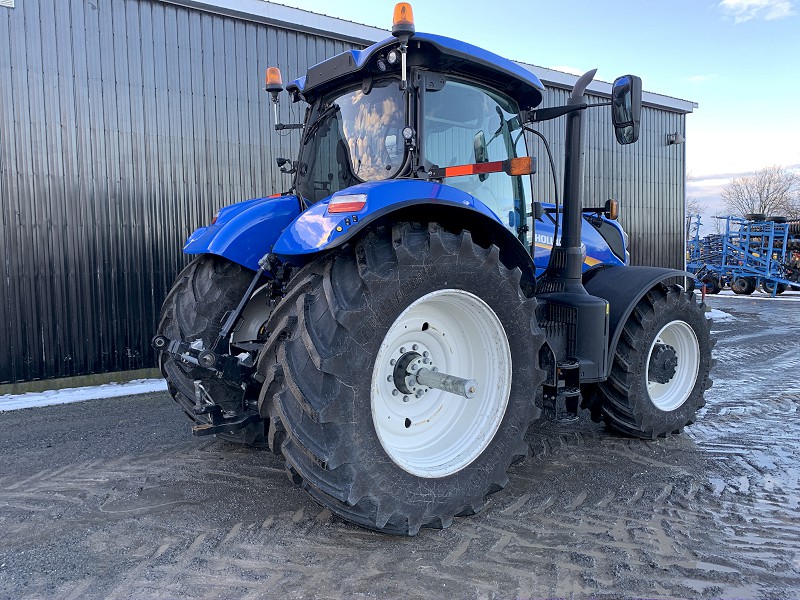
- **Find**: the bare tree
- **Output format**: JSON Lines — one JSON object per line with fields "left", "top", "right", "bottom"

{"left": 685, "top": 172, "right": 703, "bottom": 240}
{"left": 685, "top": 172, "right": 703, "bottom": 217}
{"left": 721, "top": 165, "right": 800, "bottom": 218}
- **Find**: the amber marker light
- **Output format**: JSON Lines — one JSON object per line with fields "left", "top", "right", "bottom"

{"left": 605, "top": 199, "right": 619, "bottom": 220}
{"left": 507, "top": 157, "right": 534, "bottom": 176}
{"left": 392, "top": 2, "right": 414, "bottom": 36}
{"left": 265, "top": 67, "right": 284, "bottom": 93}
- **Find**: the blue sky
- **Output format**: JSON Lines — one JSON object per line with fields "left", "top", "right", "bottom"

{"left": 272, "top": 0, "right": 800, "bottom": 222}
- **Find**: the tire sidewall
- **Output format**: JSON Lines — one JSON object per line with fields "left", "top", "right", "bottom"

{"left": 333, "top": 241, "right": 538, "bottom": 512}
{"left": 629, "top": 293, "right": 711, "bottom": 433}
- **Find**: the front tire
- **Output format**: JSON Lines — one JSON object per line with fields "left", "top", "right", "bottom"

{"left": 257, "top": 223, "right": 544, "bottom": 535}
{"left": 597, "top": 284, "right": 714, "bottom": 439}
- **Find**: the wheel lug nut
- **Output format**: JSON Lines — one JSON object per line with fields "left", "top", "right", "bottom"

{"left": 411, "top": 364, "right": 417, "bottom": 371}
{"left": 415, "top": 390, "right": 424, "bottom": 398}
{"left": 390, "top": 359, "right": 396, "bottom": 366}
{"left": 392, "top": 389, "right": 398, "bottom": 396}
{"left": 412, "top": 344, "right": 418, "bottom": 351}
{"left": 423, "top": 351, "right": 429, "bottom": 357}
{"left": 400, "top": 347, "right": 406, "bottom": 353}
{"left": 387, "top": 375, "right": 392, "bottom": 382}
{"left": 403, "top": 395, "right": 409, "bottom": 402}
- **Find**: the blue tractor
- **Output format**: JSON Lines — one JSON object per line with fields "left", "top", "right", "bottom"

{"left": 153, "top": 4, "right": 713, "bottom": 535}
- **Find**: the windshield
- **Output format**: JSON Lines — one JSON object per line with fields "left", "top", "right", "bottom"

{"left": 296, "top": 80, "right": 406, "bottom": 203}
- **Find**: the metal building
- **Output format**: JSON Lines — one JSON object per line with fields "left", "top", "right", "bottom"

{"left": 0, "top": 0, "right": 695, "bottom": 384}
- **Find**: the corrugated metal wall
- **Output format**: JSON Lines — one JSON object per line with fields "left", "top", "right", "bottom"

{"left": 527, "top": 88, "right": 686, "bottom": 269}
{"left": 0, "top": 0, "right": 352, "bottom": 383}
{"left": 0, "top": 0, "right": 688, "bottom": 384}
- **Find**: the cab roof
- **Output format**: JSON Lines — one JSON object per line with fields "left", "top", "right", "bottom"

{"left": 288, "top": 32, "right": 545, "bottom": 110}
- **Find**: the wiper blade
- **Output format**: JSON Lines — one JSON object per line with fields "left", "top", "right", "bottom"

{"left": 303, "top": 103, "right": 340, "bottom": 145}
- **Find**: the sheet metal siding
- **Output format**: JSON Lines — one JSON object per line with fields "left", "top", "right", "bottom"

{"left": 527, "top": 87, "right": 686, "bottom": 269}
{"left": 0, "top": 0, "right": 687, "bottom": 383}
{"left": 0, "top": 0, "right": 353, "bottom": 383}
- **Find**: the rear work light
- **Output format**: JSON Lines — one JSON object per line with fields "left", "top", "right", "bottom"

{"left": 328, "top": 194, "right": 367, "bottom": 214}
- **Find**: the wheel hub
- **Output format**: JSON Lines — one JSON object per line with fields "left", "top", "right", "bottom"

{"left": 392, "top": 350, "right": 436, "bottom": 399}
{"left": 648, "top": 342, "right": 678, "bottom": 384}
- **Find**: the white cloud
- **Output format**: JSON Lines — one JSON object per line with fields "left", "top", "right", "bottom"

{"left": 719, "top": 0, "right": 796, "bottom": 22}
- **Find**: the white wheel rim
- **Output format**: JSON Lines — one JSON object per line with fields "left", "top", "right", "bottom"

{"left": 371, "top": 289, "right": 512, "bottom": 478}
{"left": 645, "top": 320, "right": 700, "bottom": 411}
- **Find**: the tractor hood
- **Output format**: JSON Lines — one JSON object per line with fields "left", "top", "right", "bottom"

{"left": 288, "top": 32, "right": 545, "bottom": 110}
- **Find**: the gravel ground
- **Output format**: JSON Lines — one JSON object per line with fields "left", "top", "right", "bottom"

{"left": 1, "top": 291, "right": 798, "bottom": 599}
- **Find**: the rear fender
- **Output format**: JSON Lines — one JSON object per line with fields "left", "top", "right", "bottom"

{"left": 183, "top": 195, "right": 302, "bottom": 271}
{"left": 272, "top": 180, "right": 535, "bottom": 276}
{"left": 584, "top": 265, "right": 694, "bottom": 373}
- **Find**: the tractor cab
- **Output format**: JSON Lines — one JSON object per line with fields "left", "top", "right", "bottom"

{"left": 271, "top": 25, "right": 546, "bottom": 242}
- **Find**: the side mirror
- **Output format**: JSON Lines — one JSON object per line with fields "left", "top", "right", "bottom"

{"left": 611, "top": 75, "right": 642, "bottom": 145}
{"left": 473, "top": 130, "right": 489, "bottom": 181}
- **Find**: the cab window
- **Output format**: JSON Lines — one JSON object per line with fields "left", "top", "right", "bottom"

{"left": 296, "top": 79, "right": 405, "bottom": 204}
{"left": 422, "top": 79, "right": 531, "bottom": 235}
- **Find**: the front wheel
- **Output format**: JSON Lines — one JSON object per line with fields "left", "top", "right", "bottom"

{"left": 257, "top": 223, "right": 544, "bottom": 535}
{"left": 597, "top": 284, "right": 714, "bottom": 439}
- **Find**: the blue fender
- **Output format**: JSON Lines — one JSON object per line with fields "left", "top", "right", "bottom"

{"left": 584, "top": 265, "right": 694, "bottom": 372}
{"left": 183, "top": 195, "right": 302, "bottom": 271}
{"left": 272, "top": 180, "right": 516, "bottom": 260}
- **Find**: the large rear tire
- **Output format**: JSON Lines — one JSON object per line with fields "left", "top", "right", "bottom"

{"left": 157, "top": 255, "right": 271, "bottom": 447}
{"left": 597, "top": 284, "right": 714, "bottom": 439}
{"left": 256, "top": 223, "right": 544, "bottom": 535}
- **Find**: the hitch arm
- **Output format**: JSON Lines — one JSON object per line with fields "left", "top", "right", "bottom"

{"left": 151, "top": 334, "right": 254, "bottom": 383}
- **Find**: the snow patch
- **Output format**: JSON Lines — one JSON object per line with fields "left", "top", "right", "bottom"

{"left": 0, "top": 378, "right": 168, "bottom": 412}
{"left": 707, "top": 308, "right": 736, "bottom": 322}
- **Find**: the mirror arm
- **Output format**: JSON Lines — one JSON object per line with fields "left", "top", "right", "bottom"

{"left": 524, "top": 100, "right": 613, "bottom": 124}
{"left": 524, "top": 103, "right": 586, "bottom": 123}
